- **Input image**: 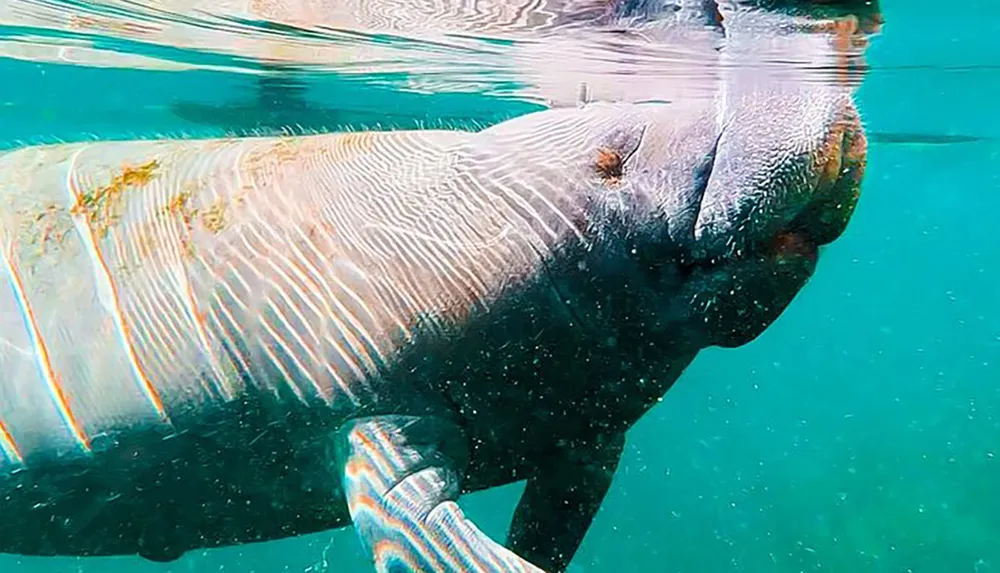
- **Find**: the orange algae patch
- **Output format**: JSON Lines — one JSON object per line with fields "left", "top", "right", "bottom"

{"left": 123, "top": 184, "right": 232, "bottom": 269}
{"left": 199, "top": 200, "right": 228, "bottom": 234}
{"left": 163, "top": 189, "right": 230, "bottom": 236}
{"left": 71, "top": 159, "right": 161, "bottom": 238}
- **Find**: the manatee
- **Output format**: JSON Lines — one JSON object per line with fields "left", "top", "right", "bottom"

{"left": 0, "top": 7, "right": 871, "bottom": 573}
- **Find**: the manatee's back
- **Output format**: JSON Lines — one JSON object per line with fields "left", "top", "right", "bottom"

{"left": 0, "top": 107, "right": 612, "bottom": 557}
{"left": 0, "top": 138, "right": 327, "bottom": 557}
{"left": 0, "top": 130, "right": 484, "bottom": 558}
{"left": 0, "top": 137, "right": 293, "bottom": 464}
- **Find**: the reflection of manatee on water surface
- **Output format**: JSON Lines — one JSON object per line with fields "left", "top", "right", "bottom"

{"left": 0, "top": 0, "right": 884, "bottom": 132}
{"left": 169, "top": 71, "right": 323, "bottom": 132}
{"left": 0, "top": 2, "right": 878, "bottom": 573}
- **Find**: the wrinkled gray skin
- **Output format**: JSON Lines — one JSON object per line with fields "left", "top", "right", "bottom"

{"left": 0, "top": 3, "right": 871, "bottom": 572}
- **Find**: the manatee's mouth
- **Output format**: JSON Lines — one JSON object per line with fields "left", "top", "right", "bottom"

{"left": 661, "top": 101, "right": 867, "bottom": 348}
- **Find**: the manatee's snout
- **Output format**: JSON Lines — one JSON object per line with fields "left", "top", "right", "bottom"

{"left": 777, "top": 99, "right": 867, "bottom": 253}
{"left": 671, "top": 97, "right": 867, "bottom": 348}
{"left": 644, "top": 32, "right": 870, "bottom": 349}
{"left": 761, "top": 98, "right": 866, "bottom": 266}
{"left": 690, "top": 95, "right": 866, "bottom": 265}
{"left": 686, "top": 5, "right": 872, "bottom": 265}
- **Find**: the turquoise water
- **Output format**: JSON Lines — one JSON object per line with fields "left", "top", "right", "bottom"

{"left": 2, "top": 1, "right": 999, "bottom": 572}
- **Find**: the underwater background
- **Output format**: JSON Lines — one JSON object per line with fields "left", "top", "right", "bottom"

{"left": 1, "top": 0, "right": 998, "bottom": 571}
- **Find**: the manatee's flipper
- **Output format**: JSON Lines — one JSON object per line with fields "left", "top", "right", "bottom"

{"left": 337, "top": 415, "right": 545, "bottom": 572}
{"left": 506, "top": 434, "right": 625, "bottom": 573}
